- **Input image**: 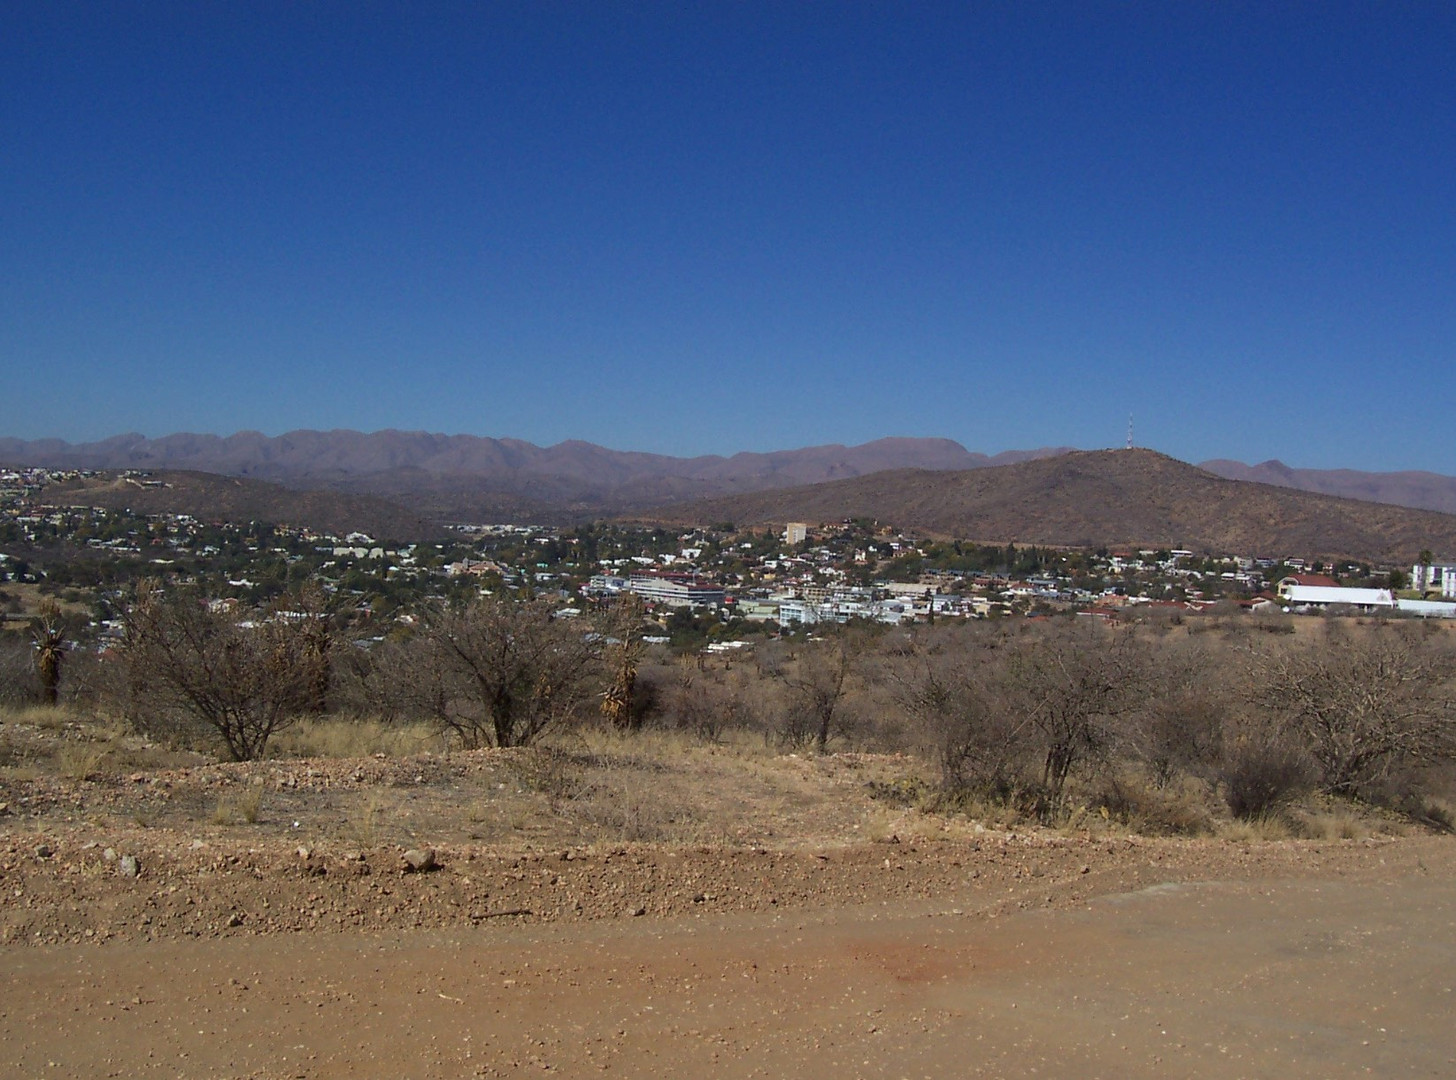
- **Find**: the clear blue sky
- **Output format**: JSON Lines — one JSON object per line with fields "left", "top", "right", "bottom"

{"left": 3, "top": 2, "right": 1453, "bottom": 472}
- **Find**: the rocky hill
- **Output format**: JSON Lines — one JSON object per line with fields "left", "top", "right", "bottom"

{"left": 648, "top": 449, "right": 1456, "bottom": 563}
{"left": 40, "top": 471, "right": 443, "bottom": 542}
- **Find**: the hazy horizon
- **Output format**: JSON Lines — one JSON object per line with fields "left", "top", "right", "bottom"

{"left": 6, "top": 426, "right": 1456, "bottom": 479}
{"left": 5, "top": 4, "right": 1452, "bottom": 473}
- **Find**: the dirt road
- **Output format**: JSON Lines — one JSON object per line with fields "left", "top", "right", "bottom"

{"left": 3, "top": 839, "right": 1452, "bottom": 1079}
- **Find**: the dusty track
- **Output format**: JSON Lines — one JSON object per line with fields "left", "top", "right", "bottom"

{"left": 2, "top": 834, "right": 1452, "bottom": 1079}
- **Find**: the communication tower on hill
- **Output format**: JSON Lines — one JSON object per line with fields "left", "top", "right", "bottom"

{"left": 1126, "top": 415, "right": 1134, "bottom": 450}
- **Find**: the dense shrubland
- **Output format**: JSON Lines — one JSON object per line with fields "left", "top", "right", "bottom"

{"left": 4, "top": 585, "right": 1454, "bottom": 832}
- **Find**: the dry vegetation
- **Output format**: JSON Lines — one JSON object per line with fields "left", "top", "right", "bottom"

{"left": 2, "top": 597, "right": 1454, "bottom": 953}
{"left": 2, "top": 605, "right": 1456, "bottom": 960}
{"left": 4, "top": 596, "right": 1454, "bottom": 842}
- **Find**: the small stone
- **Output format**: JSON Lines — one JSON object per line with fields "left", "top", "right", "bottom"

{"left": 296, "top": 845, "right": 312, "bottom": 860}
{"left": 225, "top": 913, "right": 244, "bottom": 927}
{"left": 629, "top": 904, "right": 647, "bottom": 917}
{"left": 103, "top": 847, "right": 117, "bottom": 863}
{"left": 403, "top": 848, "right": 437, "bottom": 873}
{"left": 118, "top": 854, "right": 140, "bottom": 879}
{"left": 35, "top": 843, "right": 53, "bottom": 859}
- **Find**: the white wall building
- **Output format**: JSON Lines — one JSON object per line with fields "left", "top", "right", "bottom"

{"left": 1281, "top": 585, "right": 1395, "bottom": 611}
{"left": 1412, "top": 561, "right": 1456, "bottom": 598}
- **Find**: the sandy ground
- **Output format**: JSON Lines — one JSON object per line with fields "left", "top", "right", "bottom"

{"left": 4, "top": 723, "right": 1454, "bottom": 1078}
{"left": 2, "top": 834, "right": 1452, "bottom": 1080}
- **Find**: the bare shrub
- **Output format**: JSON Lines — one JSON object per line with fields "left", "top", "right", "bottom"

{"left": 1217, "top": 717, "right": 1311, "bottom": 819}
{"left": 1252, "top": 624, "right": 1456, "bottom": 797}
{"left": 1250, "top": 609, "right": 1295, "bottom": 635}
{"left": 416, "top": 596, "right": 603, "bottom": 748}
{"left": 0, "top": 636, "right": 39, "bottom": 708}
{"left": 1413, "top": 797, "right": 1454, "bottom": 832}
{"left": 775, "top": 634, "right": 860, "bottom": 752}
{"left": 112, "top": 582, "right": 334, "bottom": 761}
{"left": 659, "top": 659, "right": 757, "bottom": 742}
{"left": 1000, "top": 621, "right": 1147, "bottom": 810}
{"left": 891, "top": 624, "right": 1029, "bottom": 799}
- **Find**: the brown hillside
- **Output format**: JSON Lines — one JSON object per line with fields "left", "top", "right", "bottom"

{"left": 649, "top": 449, "right": 1456, "bottom": 562}
{"left": 42, "top": 471, "right": 443, "bottom": 542}
{"left": 1201, "top": 458, "right": 1456, "bottom": 516}
{"left": 0, "top": 431, "right": 1077, "bottom": 514}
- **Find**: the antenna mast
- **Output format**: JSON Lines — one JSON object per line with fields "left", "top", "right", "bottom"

{"left": 1126, "top": 415, "right": 1134, "bottom": 450}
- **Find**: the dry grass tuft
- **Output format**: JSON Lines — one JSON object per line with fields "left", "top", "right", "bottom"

{"left": 1088, "top": 773, "right": 1216, "bottom": 837}
{"left": 55, "top": 742, "right": 108, "bottom": 781}
{"left": 212, "top": 780, "right": 265, "bottom": 825}
{"left": 348, "top": 790, "right": 394, "bottom": 845}
{"left": 1295, "top": 810, "right": 1369, "bottom": 840}
{"left": 1219, "top": 814, "right": 1293, "bottom": 842}
{"left": 1, "top": 705, "right": 79, "bottom": 731}
{"left": 270, "top": 717, "right": 439, "bottom": 760}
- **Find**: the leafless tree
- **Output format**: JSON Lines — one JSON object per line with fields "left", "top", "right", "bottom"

{"left": 1252, "top": 625, "right": 1456, "bottom": 797}
{"left": 890, "top": 624, "right": 1028, "bottom": 795}
{"left": 659, "top": 655, "right": 759, "bottom": 742}
{"left": 778, "top": 633, "right": 857, "bottom": 752}
{"left": 115, "top": 582, "right": 333, "bottom": 761}
{"left": 1132, "top": 636, "right": 1229, "bottom": 787}
{"left": 418, "top": 596, "right": 603, "bottom": 748}
{"left": 335, "top": 632, "right": 441, "bottom": 724}
{"left": 1000, "top": 620, "right": 1146, "bottom": 808}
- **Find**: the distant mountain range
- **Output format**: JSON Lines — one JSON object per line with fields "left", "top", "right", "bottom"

{"left": 9, "top": 432, "right": 1455, "bottom": 561}
{"left": 3, "top": 429, "right": 1455, "bottom": 517}
{"left": 0, "top": 430, "right": 1072, "bottom": 518}
{"left": 1197, "top": 459, "right": 1456, "bottom": 516}
{"left": 650, "top": 449, "right": 1456, "bottom": 564}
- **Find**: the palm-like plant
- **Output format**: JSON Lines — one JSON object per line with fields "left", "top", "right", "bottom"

{"left": 29, "top": 601, "right": 66, "bottom": 707}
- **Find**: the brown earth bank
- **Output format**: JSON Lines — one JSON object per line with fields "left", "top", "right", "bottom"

{"left": 0, "top": 834, "right": 1451, "bottom": 1079}
{"left": 3, "top": 724, "right": 1454, "bottom": 1078}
